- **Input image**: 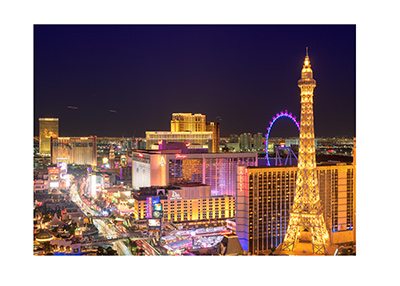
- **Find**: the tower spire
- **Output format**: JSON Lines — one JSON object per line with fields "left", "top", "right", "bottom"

{"left": 275, "top": 50, "right": 330, "bottom": 255}
{"left": 301, "top": 49, "right": 313, "bottom": 80}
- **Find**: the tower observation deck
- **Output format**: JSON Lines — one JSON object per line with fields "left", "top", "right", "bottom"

{"left": 275, "top": 49, "right": 331, "bottom": 255}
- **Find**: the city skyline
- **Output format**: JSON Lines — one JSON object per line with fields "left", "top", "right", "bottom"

{"left": 2, "top": 0, "right": 397, "bottom": 281}
{"left": 34, "top": 25, "right": 355, "bottom": 138}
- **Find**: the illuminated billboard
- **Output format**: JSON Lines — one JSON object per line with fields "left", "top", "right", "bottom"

{"left": 132, "top": 158, "right": 150, "bottom": 190}
{"left": 64, "top": 174, "right": 71, "bottom": 189}
{"left": 148, "top": 218, "right": 161, "bottom": 231}
{"left": 146, "top": 197, "right": 153, "bottom": 219}
{"left": 90, "top": 174, "right": 103, "bottom": 198}
{"left": 48, "top": 167, "right": 60, "bottom": 175}
{"left": 50, "top": 174, "right": 59, "bottom": 181}
{"left": 48, "top": 167, "right": 60, "bottom": 189}
{"left": 147, "top": 196, "right": 163, "bottom": 219}
{"left": 49, "top": 181, "right": 59, "bottom": 188}
{"left": 56, "top": 158, "right": 68, "bottom": 175}
{"left": 152, "top": 196, "right": 162, "bottom": 211}
{"left": 91, "top": 174, "right": 97, "bottom": 197}
{"left": 152, "top": 210, "right": 163, "bottom": 219}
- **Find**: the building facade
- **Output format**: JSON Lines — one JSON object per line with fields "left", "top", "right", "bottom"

{"left": 146, "top": 113, "right": 219, "bottom": 152}
{"left": 134, "top": 184, "right": 235, "bottom": 223}
{"left": 39, "top": 118, "right": 59, "bottom": 155}
{"left": 146, "top": 131, "right": 213, "bottom": 150}
{"left": 252, "top": 133, "right": 265, "bottom": 151}
{"left": 51, "top": 136, "right": 97, "bottom": 167}
{"left": 206, "top": 121, "right": 220, "bottom": 153}
{"left": 171, "top": 113, "right": 206, "bottom": 132}
{"left": 132, "top": 150, "right": 258, "bottom": 196}
{"left": 239, "top": 133, "right": 252, "bottom": 151}
{"left": 34, "top": 179, "right": 49, "bottom": 192}
{"left": 236, "top": 163, "right": 355, "bottom": 254}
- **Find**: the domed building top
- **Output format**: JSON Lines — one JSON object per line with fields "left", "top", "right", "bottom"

{"left": 35, "top": 229, "right": 54, "bottom": 242}
{"left": 51, "top": 189, "right": 62, "bottom": 195}
{"left": 48, "top": 213, "right": 65, "bottom": 227}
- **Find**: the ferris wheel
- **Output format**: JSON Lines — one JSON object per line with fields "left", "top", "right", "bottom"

{"left": 265, "top": 110, "right": 300, "bottom": 166}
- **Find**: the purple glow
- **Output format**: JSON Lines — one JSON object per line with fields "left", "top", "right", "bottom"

{"left": 265, "top": 110, "right": 300, "bottom": 165}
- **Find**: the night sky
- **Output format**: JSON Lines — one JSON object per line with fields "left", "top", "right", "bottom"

{"left": 34, "top": 25, "right": 355, "bottom": 138}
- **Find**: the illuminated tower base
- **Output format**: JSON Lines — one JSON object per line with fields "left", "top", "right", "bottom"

{"left": 275, "top": 49, "right": 332, "bottom": 255}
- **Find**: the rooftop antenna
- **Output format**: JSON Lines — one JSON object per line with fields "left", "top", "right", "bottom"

{"left": 306, "top": 47, "right": 309, "bottom": 57}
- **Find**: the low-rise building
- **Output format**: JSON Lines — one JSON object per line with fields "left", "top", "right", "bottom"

{"left": 133, "top": 183, "right": 235, "bottom": 224}
{"left": 34, "top": 179, "right": 49, "bottom": 192}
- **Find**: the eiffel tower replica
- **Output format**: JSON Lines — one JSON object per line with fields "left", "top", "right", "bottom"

{"left": 275, "top": 49, "right": 330, "bottom": 255}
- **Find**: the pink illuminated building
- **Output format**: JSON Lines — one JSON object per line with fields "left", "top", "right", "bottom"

{"left": 132, "top": 149, "right": 257, "bottom": 196}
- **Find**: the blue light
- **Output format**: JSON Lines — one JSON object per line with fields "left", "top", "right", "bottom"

{"left": 265, "top": 111, "right": 300, "bottom": 166}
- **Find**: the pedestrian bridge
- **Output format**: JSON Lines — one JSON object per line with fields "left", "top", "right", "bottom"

{"left": 81, "top": 234, "right": 146, "bottom": 246}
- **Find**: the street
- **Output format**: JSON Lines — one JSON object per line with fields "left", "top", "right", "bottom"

{"left": 70, "top": 183, "right": 132, "bottom": 256}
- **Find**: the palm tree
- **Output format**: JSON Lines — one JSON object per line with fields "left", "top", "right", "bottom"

{"left": 137, "top": 248, "right": 145, "bottom": 256}
{"left": 43, "top": 241, "right": 52, "bottom": 254}
{"left": 96, "top": 246, "right": 104, "bottom": 255}
{"left": 105, "top": 246, "right": 117, "bottom": 255}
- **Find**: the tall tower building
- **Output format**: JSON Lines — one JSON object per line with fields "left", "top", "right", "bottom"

{"left": 206, "top": 121, "right": 220, "bottom": 153}
{"left": 109, "top": 145, "right": 115, "bottom": 168}
{"left": 277, "top": 49, "right": 330, "bottom": 255}
{"left": 39, "top": 118, "right": 59, "bottom": 155}
{"left": 253, "top": 133, "right": 264, "bottom": 151}
{"left": 353, "top": 137, "right": 356, "bottom": 244}
{"left": 239, "top": 133, "right": 252, "bottom": 151}
{"left": 51, "top": 136, "right": 97, "bottom": 167}
{"left": 171, "top": 113, "right": 206, "bottom": 132}
{"left": 147, "top": 113, "right": 218, "bottom": 152}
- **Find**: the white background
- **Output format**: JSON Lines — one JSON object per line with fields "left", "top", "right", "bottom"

{"left": 1, "top": 1, "right": 398, "bottom": 285}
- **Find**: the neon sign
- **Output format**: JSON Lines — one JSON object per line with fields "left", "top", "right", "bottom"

{"left": 48, "top": 168, "right": 59, "bottom": 175}
{"left": 175, "top": 154, "right": 187, "bottom": 160}
{"left": 237, "top": 166, "right": 248, "bottom": 194}
{"left": 170, "top": 190, "right": 182, "bottom": 200}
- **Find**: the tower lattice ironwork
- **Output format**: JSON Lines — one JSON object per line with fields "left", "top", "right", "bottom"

{"left": 280, "top": 49, "right": 330, "bottom": 255}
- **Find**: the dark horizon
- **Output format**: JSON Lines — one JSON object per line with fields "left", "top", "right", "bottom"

{"left": 34, "top": 25, "right": 355, "bottom": 138}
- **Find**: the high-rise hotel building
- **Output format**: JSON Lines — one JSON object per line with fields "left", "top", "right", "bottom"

{"left": 146, "top": 113, "right": 219, "bottom": 152}
{"left": 206, "top": 121, "right": 220, "bottom": 153}
{"left": 239, "top": 133, "right": 252, "bottom": 151}
{"left": 236, "top": 163, "right": 355, "bottom": 254}
{"left": 133, "top": 183, "right": 235, "bottom": 223}
{"left": 51, "top": 136, "right": 97, "bottom": 167}
{"left": 171, "top": 113, "right": 206, "bottom": 132}
{"left": 132, "top": 150, "right": 257, "bottom": 196}
{"left": 146, "top": 131, "right": 213, "bottom": 150}
{"left": 39, "top": 118, "right": 59, "bottom": 155}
